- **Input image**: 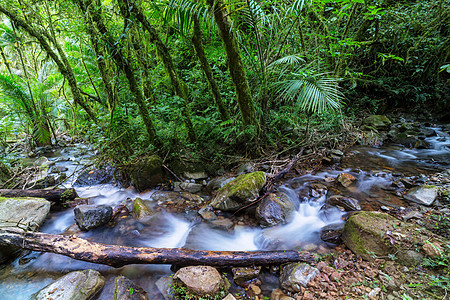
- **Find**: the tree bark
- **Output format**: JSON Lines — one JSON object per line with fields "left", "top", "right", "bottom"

{"left": 207, "top": 0, "right": 258, "bottom": 127}
{"left": 0, "top": 188, "right": 78, "bottom": 202}
{"left": 192, "top": 18, "right": 229, "bottom": 121}
{"left": 0, "top": 228, "right": 315, "bottom": 268}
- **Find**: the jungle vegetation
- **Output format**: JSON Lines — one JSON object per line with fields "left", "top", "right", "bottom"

{"left": 0, "top": 0, "right": 448, "bottom": 163}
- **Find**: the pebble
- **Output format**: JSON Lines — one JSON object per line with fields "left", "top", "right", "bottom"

{"left": 381, "top": 206, "right": 390, "bottom": 211}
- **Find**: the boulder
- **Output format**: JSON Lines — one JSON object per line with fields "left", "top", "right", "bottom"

{"left": 336, "top": 173, "right": 356, "bottom": 188}
{"left": 74, "top": 166, "right": 115, "bottom": 186}
{"left": 172, "top": 266, "right": 229, "bottom": 298}
{"left": 404, "top": 185, "right": 439, "bottom": 206}
{"left": 279, "top": 263, "right": 320, "bottom": 292}
{"left": 255, "top": 192, "right": 295, "bottom": 228}
{"left": 342, "top": 211, "right": 437, "bottom": 265}
{"left": 320, "top": 223, "right": 344, "bottom": 244}
{"left": 132, "top": 198, "right": 156, "bottom": 220}
{"left": 210, "top": 172, "right": 266, "bottom": 211}
{"left": 32, "top": 269, "right": 105, "bottom": 300}
{"left": 326, "top": 195, "right": 361, "bottom": 211}
{"left": 174, "top": 182, "right": 202, "bottom": 193}
{"left": 114, "top": 276, "right": 149, "bottom": 300}
{"left": 362, "top": 115, "right": 392, "bottom": 131}
{"left": 232, "top": 266, "right": 261, "bottom": 286}
{"left": 150, "top": 191, "right": 204, "bottom": 206}
{"left": 155, "top": 276, "right": 173, "bottom": 300}
{"left": 125, "top": 155, "right": 165, "bottom": 192}
{"left": 74, "top": 204, "right": 113, "bottom": 231}
{"left": 205, "top": 176, "right": 235, "bottom": 192}
{"left": 0, "top": 197, "right": 51, "bottom": 264}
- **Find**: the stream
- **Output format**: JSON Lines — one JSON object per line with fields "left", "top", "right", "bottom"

{"left": 0, "top": 125, "right": 449, "bottom": 299}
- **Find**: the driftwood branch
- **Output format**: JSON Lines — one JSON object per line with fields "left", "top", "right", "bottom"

{"left": 0, "top": 229, "right": 315, "bottom": 268}
{"left": 0, "top": 188, "right": 78, "bottom": 202}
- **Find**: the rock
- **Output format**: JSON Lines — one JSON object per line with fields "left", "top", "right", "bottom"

{"left": 32, "top": 269, "right": 105, "bottom": 300}
{"left": 414, "top": 139, "right": 430, "bottom": 149}
{"left": 155, "top": 276, "right": 173, "bottom": 300}
{"left": 329, "top": 149, "right": 344, "bottom": 163}
{"left": 423, "top": 242, "right": 442, "bottom": 258}
{"left": 209, "top": 218, "right": 234, "bottom": 231}
{"left": 320, "top": 223, "right": 344, "bottom": 244}
{"left": 362, "top": 115, "right": 392, "bottom": 131}
{"left": 368, "top": 287, "right": 381, "bottom": 299}
{"left": 74, "top": 165, "right": 115, "bottom": 186}
{"left": 342, "top": 211, "right": 432, "bottom": 265}
{"left": 404, "top": 185, "right": 438, "bottom": 206}
{"left": 222, "top": 294, "right": 237, "bottom": 300}
{"left": 184, "top": 171, "right": 208, "bottom": 180}
{"left": 336, "top": 173, "right": 356, "bottom": 187}
{"left": 0, "top": 162, "right": 9, "bottom": 185}
{"left": 210, "top": 172, "right": 266, "bottom": 211}
{"left": 389, "top": 130, "right": 419, "bottom": 147}
{"left": 326, "top": 195, "right": 361, "bottom": 211}
{"left": 50, "top": 165, "right": 68, "bottom": 173}
{"left": 125, "top": 155, "right": 165, "bottom": 192}
{"left": 401, "top": 211, "right": 423, "bottom": 221}
{"left": 176, "top": 182, "right": 203, "bottom": 193}
{"left": 114, "top": 276, "right": 149, "bottom": 300}
{"left": 132, "top": 198, "right": 156, "bottom": 220}
{"left": 150, "top": 191, "right": 204, "bottom": 206}
{"left": 74, "top": 204, "right": 113, "bottom": 231}
{"left": 236, "top": 162, "right": 256, "bottom": 175}
{"left": 256, "top": 192, "right": 295, "bottom": 228}
{"left": 198, "top": 205, "right": 217, "bottom": 221}
{"left": 0, "top": 197, "right": 51, "bottom": 264}
{"left": 232, "top": 266, "right": 261, "bottom": 286}
{"left": 205, "top": 176, "right": 235, "bottom": 192}
{"left": 172, "top": 266, "right": 229, "bottom": 298}
{"left": 279, "top": 263, "right": 320, "bottom": 292}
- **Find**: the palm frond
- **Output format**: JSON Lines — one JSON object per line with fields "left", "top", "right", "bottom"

{"left": 166, "top": 0, "right": 211, "bottom": 36}
{"left": 268, "top": 54, "right": 305, "bottom": 69}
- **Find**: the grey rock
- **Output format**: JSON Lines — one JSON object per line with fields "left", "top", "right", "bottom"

{"left": 362, "top": 115, "right": 392, "bottom": 131}
{"left": 326, "top": 195, "right": 361, "bottom": 211}
{"left": 50, "top": 165, "right": 68, "bottom": 173}
{"left": 280, "top": 263, "right": 320, "bottom": 292}
{"left": 198, "top": 205, "right": 218, "bottom": 221}
{"left": 33, "top": 269, "right": 105, "bottom": 300}
{"left": 232, "top": 266, "right": 261, "bottom": 286}
{"left": 236, "top": 162, "right": 256, "bottom": 175}
{"left": 155, "top": 276, "right": 173, "bottom": 300}
{"left": 209, "top": 218, "right": 234, "bottom": 231}
{"left": 184, "top": 171, "right": 208, "bottom": 180}
{"left": 206, "top": 176, "right": 235, "bottom": 192}
{"left": 173, "top": 266, "right": 228, "bottom": 297}
{"left": 320, "top": 223, "right": 344, "bottom": 244}
{"left": 398, "top": 250, "right": 424, "bottom": 266}
{"left": 113, "top": 276, "right": 149, "bottom": 300}
{"left": 404, "top": 185, "right": 439, "bottom": 206}
{"left": 74, "top": 205, "right": 113, "bottom": 231}
{"left": 178, "top": 182, "right": 203, "bottom": 193}
{"left": 256, "top": 192, "right": 295, "bottom": 228}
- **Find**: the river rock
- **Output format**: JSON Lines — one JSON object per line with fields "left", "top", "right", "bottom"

{"left": 74, "top": 204, "right": 113, "bottom": 231}
{"left": 336, "top": 173, "right": 356, "bottom": 187}
{"left": 280, "top": 263, "right": 320, "bottom": 292}
{"left": 174, "top": 181, "right": 203, "bottom": 193}
{"left": 114, "top": 276, "right": 149, "bottom": 300}
{"left": 50, "top": 165, "right": 68, "bottom": 173}
{"left": 74, "top": 165, "right": 115, "bottom": 186}
{"left": 237, "top": 162, "right": 256, "bottom": 175}
{"left": 0, "top": 197, "right": 51, "bottom": 264}
{"left": 210, "top": 172, "right": 266, "bottom": 211}
{"left": 232, "top": 266, "right": 261, "bottom": 286}
{"left": 132, "top": 198, "right": 156, "bottom": 220}
{"left": 256, "top": 192, "right": 295, "bottom": 228}
{"left": 326, "top": 195, "right": 361, "bottom": 211}
{"left": 125, "top": 155, "right": 165, "bottom": 192}
{"left": 172, "top": 266, "right": 229, "bottom": 298}
{"left": 155, "top": 276, "right": 173, "bottom": 300}
{"left": 320, "top": 223, "right": 344, "bottom": 244}
{"left": 362, "top": 115, "right": 392, "bottom": 131}
{"left": 33, "top": 269, "right": 105, "bottom": 300}
{"left": 184, "top": 171, "right": 208, "bottom": 180}
{"left": 209, "top": 218, "right": 234, "bottom": 231}
{"left": 404, "top": 185, "right": 438, "bottom": 206}
{"left": 198, "top": 205, "right": 217, "bottom": 221}
{"left": 205, "top": 176, "right": 235, "bottom": 192}
{"left": 150, "top": 191, "right": 204, "bottom": 206}
{"left": 342, "top": 211, "right": 434, "bottom": 265}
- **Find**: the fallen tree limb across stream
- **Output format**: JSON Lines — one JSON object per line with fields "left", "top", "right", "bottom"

{"left": 0, "top": 188, "right": 78, "bottom": 202}
{"left": 0, "top": 229, "right": 315, "bottom": 268}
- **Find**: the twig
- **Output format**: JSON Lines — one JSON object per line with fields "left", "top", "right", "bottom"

{"left": 163, "top": 164, "right": 183, "bottom": 182}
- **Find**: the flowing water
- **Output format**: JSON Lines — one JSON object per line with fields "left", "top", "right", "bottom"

{"left": 0, "top": 126, "right": 449, "bottom": 299}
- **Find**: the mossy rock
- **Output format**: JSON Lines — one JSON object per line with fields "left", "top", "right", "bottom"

{"left": 0, "top": 162, "right": 10, "bottom": 185}
{"left": 362, "top": 115, "right": 392, "bottom": 131}
{"left": 342, "top": 211, "right": 442, "bottom": 266}
{"left": 210, "top": 171, "right": 266, "bottom": 211}
{"left": 125, "top": 155, "right": 165, "bottom": 192}
{"left": 132, "top": 198, "right": 156, "bottom": 220}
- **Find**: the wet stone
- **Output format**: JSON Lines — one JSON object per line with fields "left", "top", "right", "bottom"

{"left": 326, "top": 195, "right": 361, "bottom": 211}
{"left": 256, "top": 192, "right": 295, "bottom": 228}
{"left": 114, "top": 276, "right": 149, "bottom": 300}
{"left": 404, "top": 185, "right": 439, "bottom": 206}
{"left": 232, "top": 266, "right": 261, "bottom": 286}
{"left": 173, "top": 266, "right": 228, "bottom": 297}
{"left": 320, "top": 223, "right": 344, "bottom": 244}
{"left": 208, "top": 218, "right": 234, "bottom": 231}
{"left": 280, "top": 263, "right": 320, "bottom": 292}
{"left": 74, "top": 204, "right": 113, "bottom": 231}
{"left": 155, "top": 276, "right": 173, "bottom": 300}
{"left": 336, "top": 173, "right": 356, "bottom": 188}
{"left": 198, "top": 205, "right": 217, "bottom": 221}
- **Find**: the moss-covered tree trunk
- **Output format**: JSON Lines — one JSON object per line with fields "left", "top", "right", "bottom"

{"left": 0, "top": 4, "right": 97, "bottom": 122}
{"left": 77, "top": 0, "right": 158, "bottom": 144}
{"left": 118, "top": 0, "right": 196, "bottom": 143}
{"left": 207, "top": 0, "right": 258, "bottom": 127}
{"left": 192, "top": 18, "right": 229, "bottom": 121}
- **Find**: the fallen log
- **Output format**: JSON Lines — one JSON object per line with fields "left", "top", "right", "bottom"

{"left": 0, "top": 229, "right": 315, "bottom": 268}
{"left": 0, "top": 188, "right": 78, "bottom": 202}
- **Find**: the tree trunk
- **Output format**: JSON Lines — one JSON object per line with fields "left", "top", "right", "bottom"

{"left": 0, "top": 4, "right": 97, "bottom": 122}
{"left": 0, "top": 188, "right": 78, "bottom": 202}
{"left": 192, "top": 18, "right": 229, "bottom": 121}
{"left": 207, "top": 0, "right": 258, "bottom": 127}
{"left": 0, "top": 229, "right": 315, "bottom": 268}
